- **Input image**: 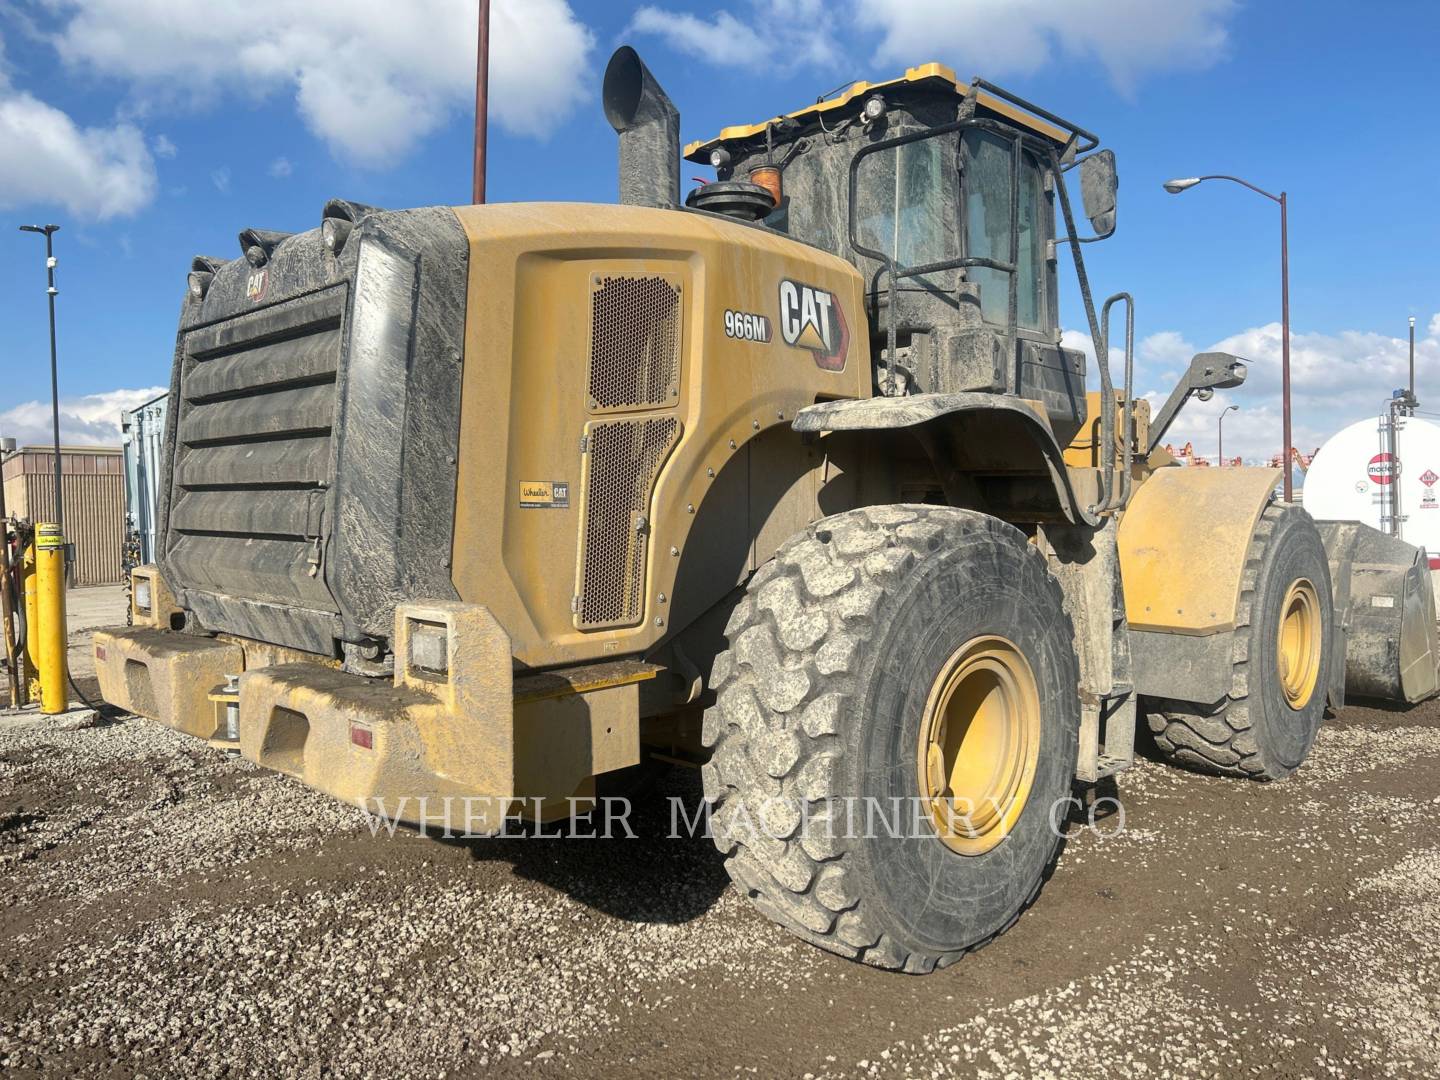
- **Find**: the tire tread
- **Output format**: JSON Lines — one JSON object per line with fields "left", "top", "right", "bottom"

{"left": 702, "top": 505, "right": 1071, "bottom": 970}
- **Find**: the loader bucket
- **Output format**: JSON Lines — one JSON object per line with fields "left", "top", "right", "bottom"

{"left": 1316, "top": 521, "right": 1440, "bottom": 704}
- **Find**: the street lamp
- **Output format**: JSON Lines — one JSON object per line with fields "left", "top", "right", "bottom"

{"left": 1163, "top": 175, "right": 1292, "bottom": 501}
{"left": 1218, "top": 404, "right": 1239, "bottom": 467}
{"left": 18, "top": 223, "right": 65, "bottom": 542}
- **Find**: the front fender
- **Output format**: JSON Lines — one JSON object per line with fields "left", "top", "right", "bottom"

{"left": 1118, "top": 466, "right": 1280, "bottom": 702}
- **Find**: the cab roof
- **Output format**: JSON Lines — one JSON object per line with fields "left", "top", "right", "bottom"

{"left": 682, "top": 62, "right": 1071, "bottom": 162}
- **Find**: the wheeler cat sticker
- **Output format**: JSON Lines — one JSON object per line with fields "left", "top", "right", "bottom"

{"left": 519, "top": 481, "right": 570, "bottom": 508}
{"left": 778, "top": 279, "right": 848, "bottom": 370}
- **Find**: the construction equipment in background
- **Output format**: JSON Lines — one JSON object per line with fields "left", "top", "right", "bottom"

{"left": 1164, "top": 441, "right": 1213, "bottom": 466}
{"left": 1269, "top": 447, "right": 1315, "bottom": 472}
{"left": 92, "top": 47, "right": 1440, "bottom": 972}
{"left": 2, "top": 517, "right": 39, "bottom": 709}
{"left": 1, "top": 441, "right": 23, "bottom": 707}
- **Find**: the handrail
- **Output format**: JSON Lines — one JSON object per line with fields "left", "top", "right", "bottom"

{"left": 1099, "top": 293, "right": 1135, "bottom": 512}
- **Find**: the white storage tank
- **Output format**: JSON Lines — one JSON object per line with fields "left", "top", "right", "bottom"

{"left": 1303, "top": 413, "right": 1440, "bottom": 603}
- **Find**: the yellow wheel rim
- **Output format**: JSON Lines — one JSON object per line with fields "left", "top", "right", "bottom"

{"left": 1277, "top": 578, "right": 1322, "bottom": 709}
{"left": 917, "top": 636, "right": 1041, "bottom": 857}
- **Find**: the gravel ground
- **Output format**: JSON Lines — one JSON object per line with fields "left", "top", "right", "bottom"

{"left": 2, "top": 608, "right": 1439, "bottom": 1077}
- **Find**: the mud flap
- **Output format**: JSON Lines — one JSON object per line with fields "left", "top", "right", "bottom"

{"left": 1316, "top": 521, "right": 1440, "bottom": 704}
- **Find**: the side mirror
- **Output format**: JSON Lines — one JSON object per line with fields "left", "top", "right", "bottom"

{"left": 1078, "top": 149, "right": 1118, "bottom": 237}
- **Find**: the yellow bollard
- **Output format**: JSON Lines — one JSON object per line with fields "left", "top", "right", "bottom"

{"left": 35, "top": 523, "right": 68, "bottom": 715}
{"left": 22, "top": 542, "right": 40, "bottom": 702}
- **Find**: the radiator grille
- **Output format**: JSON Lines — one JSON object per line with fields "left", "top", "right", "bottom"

{"left": 588, "top": 274, "right": 681, "bottom": 411}
{"left": 576, "top": 416, "right": 681, "bottom": 629}
{"left": 165, "top": 287, "right": 345, "bottom": 613}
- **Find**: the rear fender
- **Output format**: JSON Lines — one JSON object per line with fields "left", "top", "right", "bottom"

{"left": 792, "top": 393, "right": 1096, "bottom": 526}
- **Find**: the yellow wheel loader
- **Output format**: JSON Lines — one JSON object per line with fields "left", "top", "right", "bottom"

{"left": 94, "top": 47, "right": 1439, "bottom": 971}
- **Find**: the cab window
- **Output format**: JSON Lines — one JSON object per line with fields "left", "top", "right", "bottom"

{"left": 962, "top": 130, "right": 1046, "bottom": 331}
{"left": 855, "top": 137, "right": 954, "bottom": 270}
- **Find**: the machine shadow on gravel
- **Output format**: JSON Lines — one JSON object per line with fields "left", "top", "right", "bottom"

{"left": 435, "top": 764, "right": 732, "bottom": 926}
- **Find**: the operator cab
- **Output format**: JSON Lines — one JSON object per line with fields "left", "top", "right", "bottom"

{"left": 683, "top": 65, "right": 1121, "bottom": 447}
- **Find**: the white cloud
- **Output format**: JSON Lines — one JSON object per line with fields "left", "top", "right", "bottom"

{"left": 151, "top": 133, "right": 177, "bottom": 158}
{"left": 0, "top": 81, "right": 157, "bottom": 220}
{"left": 210, "top": 166, "right": 231, "bottom": 193}
{"left": 1129, "top": 318, "right": 1440, "bottom": 464}
{"left": 46, "top": 0, "right": 595, "bottom": 168}
{"left": 630, "top": 8, "right": 773, "bottom": 68}
{"left": 1137, "top": 330, "right": 1194, "bottom": 375}
{"left": 0, "top": 388, "right": 169, "bottom": 449}
{"left": 1065, "top": 315, "right": 1440, "bottom": 464}
{"left": 629, "top": 0, "right": 839, "bottom": 71}
{"left": 853, "top": 0, "right": 1236, "bottom": 93}
{"left": 268, "top": 156, "right": 292, "bottom": 179}
{"left": 1060, "top": 327, "right": 1124, "bottom": 372}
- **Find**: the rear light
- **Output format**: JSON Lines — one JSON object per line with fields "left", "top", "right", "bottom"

{"left": 409, "top": 621, "right": 449, "bottom": 676}
{"left": 350, "top": 724, "right": 374, "bottom": 749}
{"left": 134, "top": 579, "right": 152, "bottom": 613}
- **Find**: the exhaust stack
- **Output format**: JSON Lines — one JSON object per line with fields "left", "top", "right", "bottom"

{"left": 603, "top": 46, "right": 680, "bottom": 209}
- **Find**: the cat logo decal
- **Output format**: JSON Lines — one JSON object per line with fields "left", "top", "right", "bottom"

{"left": 778, "top": 279, "right": 847, "bottom": 371}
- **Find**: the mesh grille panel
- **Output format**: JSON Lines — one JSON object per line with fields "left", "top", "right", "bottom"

{"left": 577, "top": 416, "right": 680, "bottom": 629}
{"left": 588, "top": 275, "right": 681, "bottom": 411}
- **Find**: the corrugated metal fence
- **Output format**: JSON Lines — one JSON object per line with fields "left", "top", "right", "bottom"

{"left": 1, "top": 447, "right": 126, "bottom": 585}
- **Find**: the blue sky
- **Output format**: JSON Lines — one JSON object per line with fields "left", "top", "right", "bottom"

{"left": 1, "top": 0, "right": 1437, "bottom": 460}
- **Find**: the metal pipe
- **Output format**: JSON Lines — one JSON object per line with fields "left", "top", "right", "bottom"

{"left": 35, "top": 522, "right": 67, "bottom": 714}
{"left": 19, "top": 225, "right": 65, "bottom": 542}
{"left": 1100, "top": 292, "right": 1134, "bottom": 509}
{"left": 603, "top": 47, "right": 681, "bottom": 209}
{"left": 472, "top": 0, "right": 490, "bottom": 205}
{"left": 44, "top": 233, "right": 63, "bottom": 535}
{"left": 22, "top": 542, "right": 40, "bottom": 687}
{"left": 1410, "top": 315, "right": 1417, "bottom": 404}
{"left": 1280, "top": 190, "right": 1292, "bottom": 501}
{"left": 1050, "top": 147, "right": 1112, "bottom": 515}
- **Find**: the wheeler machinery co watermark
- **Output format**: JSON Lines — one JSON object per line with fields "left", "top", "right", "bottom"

{"left": 359, "top": 795, "right": 1126, "bottom": 842}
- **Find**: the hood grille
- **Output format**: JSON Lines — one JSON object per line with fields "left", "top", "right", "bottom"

{"left": 576, "top": 415, "right": 680, "bottom": 629}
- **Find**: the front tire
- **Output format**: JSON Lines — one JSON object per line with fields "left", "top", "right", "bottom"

{"left": 700, "top": 506, "right": 1079, "bottom": 972}
{"left": 1145, "top": 501, "right": 1333, "bottom": 780}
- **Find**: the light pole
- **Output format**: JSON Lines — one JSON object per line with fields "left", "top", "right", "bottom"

{"left": 1218, "top": 404, "right": 1238, "bottom": 467}
{"left": 18, "top": 223, "right": 65, "bottom": 541}
{"left": 472, "top": 0, "right": 491, "bottom": 204}
{"left": 1163, "top": 175, "right": 1292, "bottom": 501}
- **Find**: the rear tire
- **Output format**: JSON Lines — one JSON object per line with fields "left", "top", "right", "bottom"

{"left": 701, "top": 506, "right": 1079, "bottom": 972}
{"left": 1145, "top": 502, "right": 1333, "bottom": 780}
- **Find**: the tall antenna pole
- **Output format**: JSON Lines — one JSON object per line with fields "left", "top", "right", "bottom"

{"left": 472, "top": 0, "right": 491, "bottom": 205}
{"left": 1410, "top": 315, "right": 1417, "bottom": 405}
